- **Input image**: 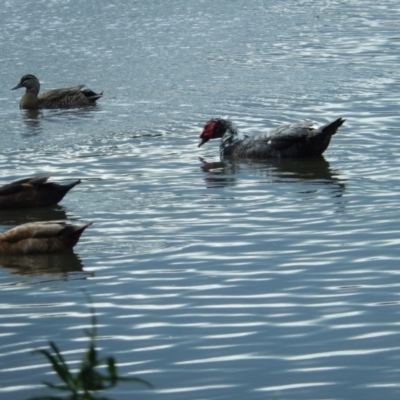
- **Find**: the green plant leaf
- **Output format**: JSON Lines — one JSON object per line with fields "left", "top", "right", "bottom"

{"left": 33, "top": 344, "right": 76, "bottom": 390}
{"left": 105, "top": 357, "right": 117, "bottom": 387}
{"left": 29, "top": 291, "right": 153, "bottom": 400}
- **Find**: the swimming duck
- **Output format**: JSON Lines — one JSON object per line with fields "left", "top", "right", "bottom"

{"left": 0, "top": 176, "right": 81, "bottom": 209}
{"left": 198, "top": 117, "right": 345, "bottom": 159}
{"left": 0, "top": 221, "right": 92, "bottom": 255}
{"left": 11, "top": 74, "right": 102, "bottom": 109}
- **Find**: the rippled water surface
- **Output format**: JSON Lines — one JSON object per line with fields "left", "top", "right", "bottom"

{"left": 1, "top": 1, "right": 400, "bottom": 399}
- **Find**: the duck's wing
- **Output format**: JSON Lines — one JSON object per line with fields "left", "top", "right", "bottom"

{"left": 0, "top": 221, "right": 70, "bottom": 243}
{"left": 39, "top": 85, "right": 86, "bottom": 102}
{"left": 0, "top": 176, "right": 50, "bottom": 196}
{"left": 267, "top": 121, "right": 317, "bottom": 150}
{"left": 0, "top": 221, "right": 92, "bottom": 254}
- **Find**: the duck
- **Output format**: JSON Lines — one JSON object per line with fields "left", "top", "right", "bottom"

{"left": 0, "top": 176, "right": 81, "bottom": 209}
{"left": 11, "top": 74, "right": 102, "bottom": 109}
{"left": 0, "top": 221, "right": 92, "bottom": 255}
{"left": 198, "top": 117, "right": 345, "bottom": 159}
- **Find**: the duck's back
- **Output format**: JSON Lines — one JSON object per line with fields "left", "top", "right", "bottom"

{"left": 224, "top": 119, "right": 343, "bottom": 159}
{"left": 0, "top": 176, "right": 80, "bottom": 208}
{"left": 38, "top": 85, "right": 87, "bottom": 108}
{"left": 0, "top": 221, "right": 92, "bottom": 254}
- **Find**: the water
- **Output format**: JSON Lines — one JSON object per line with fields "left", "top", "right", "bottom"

{"left": 1, "top": 1, "right": 400, "bottom": 399}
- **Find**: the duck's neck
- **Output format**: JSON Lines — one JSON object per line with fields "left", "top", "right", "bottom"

{"left": 20, "top": 92, "right": 40, "bottom": 109}
{"left": 220, "top": 127, "right": 243, "bottom": 157}
{"left": 27, "top": 83, "right": 40, "bottom": 96}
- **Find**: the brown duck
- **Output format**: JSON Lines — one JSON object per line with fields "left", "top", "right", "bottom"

{"left": 11, "top": 74, "right": 102, "bottom": 109}
{"left": 0, "top": 221, "right": 92, "bottom": 255}
{"left": 0, "top": 176, "right": 81, "bottom": 209}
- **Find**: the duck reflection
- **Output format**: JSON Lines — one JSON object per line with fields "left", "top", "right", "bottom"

{"left": 21, "top": 109, "right": 43, "bottom": 137}
{"left": 200, "top": 156, "right": 346, "bottom": 197}
{"left": 0, "top": 205, "right": 69, "bottom": 225}
{"left": 20, "top": 106, "right": 102, "bottom": 137}
{"left": 200, "top": 157, "right": 236, "bottom": 187}
{"left": 0, "top": 252, "right": 89, "bottom": 278}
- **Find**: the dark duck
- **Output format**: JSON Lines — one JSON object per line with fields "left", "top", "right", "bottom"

{"left": 198, "top": 117, "right": 345, "bottom": 159}
{"left": 0, "top": 176, "right": 81, "bottom": 209}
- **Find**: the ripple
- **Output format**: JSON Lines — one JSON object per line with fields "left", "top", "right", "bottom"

{"left": 2, "top": 1, "right": 400, "bottom": 400}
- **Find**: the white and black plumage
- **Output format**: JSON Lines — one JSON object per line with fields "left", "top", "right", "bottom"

{"left": 198, "top": 118, "right": 345, "bottom": 159}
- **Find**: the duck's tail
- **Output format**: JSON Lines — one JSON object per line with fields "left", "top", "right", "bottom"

{"left": 51, "top": 179, "right": 81, "bottom": 198}
{"left": 41, "top": 179, "right": 81, "bottom": 205}
{"left": 61, "top": 179, "right": 81, "bottom": 192}
{"left": 319, "top": 117, "right": 346, "bottom": 137}
{"left": 60, "top": 222, "right": 93, "bottom": 248}
{"left": 81, "top": 89, "right": 103, "bottom": 103}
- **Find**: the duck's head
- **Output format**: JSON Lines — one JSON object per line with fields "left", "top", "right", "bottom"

{"left": 11, "top": 74, "right": 40, "bottom": 92}
{"left": 198, "top": 118, "right": 234, "bottom": 147}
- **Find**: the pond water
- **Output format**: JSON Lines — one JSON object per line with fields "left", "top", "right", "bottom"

{"left": 1, "top": 1, "right": 400, "bottom": 399}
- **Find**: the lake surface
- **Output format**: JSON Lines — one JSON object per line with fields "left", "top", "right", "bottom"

{"left": 1, "top": 1, "right": 400, "bottom": 399}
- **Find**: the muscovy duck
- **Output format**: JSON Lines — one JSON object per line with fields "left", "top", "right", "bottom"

{"left": 198, "top": 117, "right": 345, "bottom": 159}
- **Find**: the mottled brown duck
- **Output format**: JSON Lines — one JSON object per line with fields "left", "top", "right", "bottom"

{"left": 0, "top": 176, "right": 81, "bottom": 209}
{"left": 0, "top": 221, "right": 92, "bottom": 255}
{"left": 11, "top": 74, "right": 102, "bottom": 109}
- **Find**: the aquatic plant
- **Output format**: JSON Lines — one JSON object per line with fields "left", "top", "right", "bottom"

{"left": 27, "top": 295, "right": 152, "bottom": 400}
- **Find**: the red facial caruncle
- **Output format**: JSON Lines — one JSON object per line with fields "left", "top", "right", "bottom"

{"left": 198, "top": 121, "right": 216, "bottom": 147}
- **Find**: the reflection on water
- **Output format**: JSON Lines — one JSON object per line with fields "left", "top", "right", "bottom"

{"left": 0, "top": 252, "right": 86, "bottom": 278}
{"left": 1, "top": 1, "right": 400, "bottom": 400}
{"left": 20, "top": 110, "right": 42, "bottom": 137}
{"left": 0, "top": 206, "right": 69, "bottom": 226}
{"left": 201, "top": 156, "right": 346, "bottom": 197}
{"left": 17, "top": 105, "right": 104, "bottom": 138}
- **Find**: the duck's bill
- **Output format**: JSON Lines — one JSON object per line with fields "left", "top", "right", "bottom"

{"left": 198, "top": 137, "right": 210, "bottom": 147}
{"left": 10, "top": 83, "right": 23, "bottom": 90}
